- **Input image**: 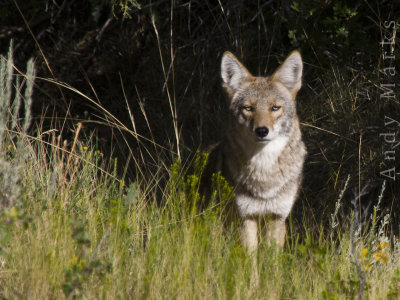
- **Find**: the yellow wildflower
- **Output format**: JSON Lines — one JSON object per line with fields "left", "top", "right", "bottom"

{"left": 365, "top": 264, "right": 373, "bottom": 271}
{"left": 379, "top": 242, "right": 389, "bottom": 249}
{"left": 374, "top": 250, "right": 388, "bottom": 265}
{"left": 360, "top": 248, "right": 369, "bottom": 261}
{"left": 361, "top": 248, "right": 368, "bottom": 257}
{"left": 381, "top": 255, "right": 388, "bottom": 264}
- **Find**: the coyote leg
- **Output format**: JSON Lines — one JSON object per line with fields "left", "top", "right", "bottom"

{"left": 240, "top": 217, "right": 260, "bottom": 288}
{"left": 240, "top": 217, "right": 258, "bottom": 252}
{"left": 264, "top": 216, "right": 286, "bottom": 247}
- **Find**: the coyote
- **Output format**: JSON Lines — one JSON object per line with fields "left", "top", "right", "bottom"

{"left": 208, "top": 50, "right": 306, "bottom": 251}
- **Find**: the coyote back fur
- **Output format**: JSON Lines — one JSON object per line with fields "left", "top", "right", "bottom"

{"left": 208, "top": 51, "right": 306, "bottom": 251}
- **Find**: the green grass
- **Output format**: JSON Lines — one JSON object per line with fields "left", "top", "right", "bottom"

{"left": 1, "top": 145, "right": 399, "bottom": 299}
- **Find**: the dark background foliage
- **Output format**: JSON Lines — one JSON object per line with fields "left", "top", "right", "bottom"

{"left": 1, "top": 0, "right": 399, "bottom": 233}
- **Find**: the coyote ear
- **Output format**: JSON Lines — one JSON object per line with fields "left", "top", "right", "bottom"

{"left": 221, "top": 52, "right": 251, "bottom": 93}
{"left": 272, "top": 51, "right": 303, "bottom": 97}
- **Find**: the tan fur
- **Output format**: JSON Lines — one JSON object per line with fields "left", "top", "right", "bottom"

{"left": 207, "top": 51, "right": 306, "bottom": 252}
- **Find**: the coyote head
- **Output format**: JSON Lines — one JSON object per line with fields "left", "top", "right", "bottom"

{"left": 221, "top": 51, "right": 303, "bottom": 143}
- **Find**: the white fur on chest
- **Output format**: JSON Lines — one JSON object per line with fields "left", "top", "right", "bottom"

{"left": 232, "top": 136, "right": 297, "bottom": 218}
{"left": 234, "top": 136, "right": 288, "bottom": 192}
{"left": 248, "top": 136, "right": 288, "bottom": 176}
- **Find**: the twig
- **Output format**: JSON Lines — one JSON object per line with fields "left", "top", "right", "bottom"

{"left": 350, "top": 217, "right": 366, "bottom": 300}
{"left": 65, "top": 122, "right": 82, "bottom": 176}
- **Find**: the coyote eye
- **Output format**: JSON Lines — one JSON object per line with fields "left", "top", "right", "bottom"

{"left": 242, "top": 106, "right": 254, "bottom": 112}
{"left": 271, "top": 105, "right": 281, "bottom": 111}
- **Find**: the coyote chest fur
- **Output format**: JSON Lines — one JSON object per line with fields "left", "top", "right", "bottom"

{"left": 212, "top": 50, "right": 306, "bottom": 251}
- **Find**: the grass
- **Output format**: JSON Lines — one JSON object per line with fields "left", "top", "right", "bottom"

{"left": 1, "top": 143, "right": 399, "bottom": 299}
{"left": 0, "top": 21, "right": 399, "bottom": 300}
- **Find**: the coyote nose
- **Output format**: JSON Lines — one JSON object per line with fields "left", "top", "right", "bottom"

{"left": 255, "top": 126, "right": 269, "bottom": 138}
